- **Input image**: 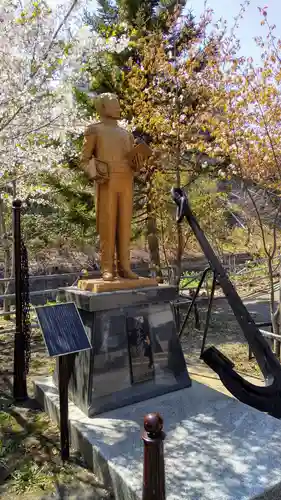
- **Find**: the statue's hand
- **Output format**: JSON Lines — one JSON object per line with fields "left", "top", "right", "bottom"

{"left": 96, "top": 177, "right": 108, "bottom": 184}
{"left": 86, "top": 157, "right": 109, "bottom": 183}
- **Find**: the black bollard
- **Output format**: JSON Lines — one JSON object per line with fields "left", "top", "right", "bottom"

{"left": 58, "top": 355, "right": 70, "bottom": 461}
{"left": 13, "top": 199, "right": 28, "bottom": 401}
{"left": 142, "top": 413, "right": 166, "bottom": 500}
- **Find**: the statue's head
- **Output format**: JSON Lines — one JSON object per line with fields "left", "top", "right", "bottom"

{"left": 95, "top": 93, "right": 121, "bottom": 120}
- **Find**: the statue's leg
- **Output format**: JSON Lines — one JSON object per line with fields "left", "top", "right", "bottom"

{"left": 116, "top": 175, "right": 139, "bottom": 280}
{"left": 99, "top": 181, "right": 117, "bottom": 281}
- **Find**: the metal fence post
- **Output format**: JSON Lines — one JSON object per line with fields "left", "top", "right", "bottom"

{"left": 13, "top": 199, "right": 28, "bottom": 401}
{"left": 142, "top": 412, "right": 165, "bottom": 500}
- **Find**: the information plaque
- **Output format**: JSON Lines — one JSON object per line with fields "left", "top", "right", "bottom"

{"left": 35, "top": 302, "right": 91, "bottom": 357}
{"left": 35, "top": 302, "right": 92, "bottom": 462}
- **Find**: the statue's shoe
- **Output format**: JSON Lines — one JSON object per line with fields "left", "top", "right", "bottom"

{"left": 102, "top": 271, "right": 114, "bottom": 281}
{"left": 118, "top": 269, "right": 139, "bottom": 280}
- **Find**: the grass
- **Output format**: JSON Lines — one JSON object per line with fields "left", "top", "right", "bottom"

{"left": 0, "top": 407, "right": 73, "bottom": 497}
{"left": 218, "top": 342, "right": 262, "bottom": 378}
{"left": 180, "top": 302, "right": 263, "bottom": 379}
{"left": 179, "top": 261, "right": 274, "bottom": 298}
{"left": 180, "top": 272, "right": 201, "bottom": 290}
{"left": 0, "top": 406, "right": 113, "bottom": 500}
{"left": 0, "top": 321, "right": 114, "bottom": 499}
{"left": 11, "top": 463, "right": 54, "bottom": 494}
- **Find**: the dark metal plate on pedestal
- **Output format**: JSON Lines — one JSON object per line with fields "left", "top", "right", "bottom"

{"left": 36, "top": 302, "right": 91, "bottom": 357}
{"left": 127, "top": 315, "right": 154, "bottom": 384}
{"left": 89, "top": 309, "right": 130, "bottom": 399}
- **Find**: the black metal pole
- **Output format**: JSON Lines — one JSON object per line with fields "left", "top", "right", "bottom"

{"left": 142, "top": 413, "right": 165, "bottom": 500}
{"left": 13, "top": 199, "right": 28, "bottom": 401}
{"left": 171, "top": 188, "right": 281, "bottom": 381}
{"left": 179, "top": 267, "right": 211, "bottom": 338}
{"left": 173, "top": 302, "right": 180, "bottom": 333}
{"left": 58, "top": 355, "right": 70, "bottom": 461}
{"left": 200, "top": 272, "right": 217, "bottom": 358}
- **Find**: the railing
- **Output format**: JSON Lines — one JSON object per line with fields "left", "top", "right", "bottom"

{"left": 0, "top": 272, "right": 79, "bottom": 284}
{"left": 0, "top": 267, "right": 168, "bottom": 333}
{"left": 0, "top": 249, "right": 277, "bottom": 343}
{"left": 0, "top": 268, "right": 276, "bottom": 338}
{"left": 0, "top": 258, "right": 276, "bottom": 307}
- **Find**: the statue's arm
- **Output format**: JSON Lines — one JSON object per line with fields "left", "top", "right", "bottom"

{"left": 130, "top": 133, "right": 135, "bottom": 150}
{"left": 80, "top": 125, "right": 96, "bottom": 171}
{"left": 128, "top": 133, "right": 141, "bottom": 172}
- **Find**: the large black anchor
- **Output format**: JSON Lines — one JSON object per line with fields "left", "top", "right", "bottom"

{"left": 171, "top": 187, "right": 281, "bottom": 418}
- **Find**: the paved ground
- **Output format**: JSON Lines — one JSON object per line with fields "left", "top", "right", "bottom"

{"left": 187, "top": 359, "right": 281, "bottom": 500}
{"left": 244, "top": 296, "right": 272, "bottom": 322}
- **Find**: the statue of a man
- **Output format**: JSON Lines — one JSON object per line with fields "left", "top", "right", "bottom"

{"left": 81, "top": 93, "right": 149, "bottom": 282}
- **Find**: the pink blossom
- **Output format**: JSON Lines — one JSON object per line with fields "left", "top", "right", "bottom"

{"left": 258, "top": 5, "right": 268, "bottom": 16}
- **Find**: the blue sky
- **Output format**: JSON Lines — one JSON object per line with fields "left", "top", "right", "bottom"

{"left": 86, "top": 0, "right": 281, "bottom": 63}
{"left": 187, "top": 0, "right": 281, "bottom": 62}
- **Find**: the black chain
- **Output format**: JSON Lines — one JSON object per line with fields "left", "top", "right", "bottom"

{"left": 20, "top": 238, "right": 31, "bottom": 374}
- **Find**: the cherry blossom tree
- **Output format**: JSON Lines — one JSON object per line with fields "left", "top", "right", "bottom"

{"left": 0, "top": 0, "right": 128, "bottom": 195}
{"left": 1, "top": 0, "right": 78, "bottom": 186}
{"left": 198, "top": 4, "right": 281, "bottom": 355}
{"left": 0, "top": 0, "right": 129, "bottom": 307}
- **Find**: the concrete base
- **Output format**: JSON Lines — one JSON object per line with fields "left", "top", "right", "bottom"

{"left": 78, "top": 277, "right": 158, "bottom": 293}
{"left": 34, "top": 377, "right": 281, "bottom": 500}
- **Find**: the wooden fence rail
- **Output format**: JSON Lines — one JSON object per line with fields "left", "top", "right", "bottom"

{"left": 0, "top": 272, "right": 79, "bottom": 284}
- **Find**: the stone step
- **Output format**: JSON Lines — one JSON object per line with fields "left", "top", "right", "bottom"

{"left": 35, "top": 376, "right": 281, "bottom": 500}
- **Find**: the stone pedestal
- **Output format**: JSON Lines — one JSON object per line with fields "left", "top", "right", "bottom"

{"left": 56, "top": 284, "right": 191, "bottom": 417}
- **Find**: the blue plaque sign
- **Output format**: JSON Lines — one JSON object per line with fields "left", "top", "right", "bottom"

{"left": 35, "top": 302, "right": 91, "bottom": 357}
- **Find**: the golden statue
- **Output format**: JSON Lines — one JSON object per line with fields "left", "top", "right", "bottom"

{"left": 80, "top": 93, "right": 152, "bottom": 285}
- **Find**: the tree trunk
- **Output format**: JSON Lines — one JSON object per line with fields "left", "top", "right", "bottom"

{"left": 146, "top": 180, "right": 163, "bottom": 282}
